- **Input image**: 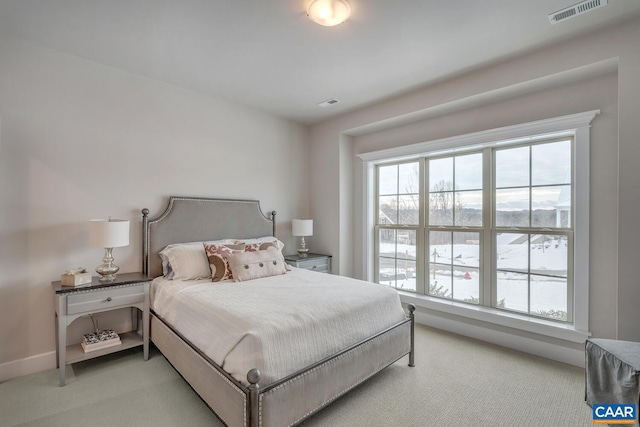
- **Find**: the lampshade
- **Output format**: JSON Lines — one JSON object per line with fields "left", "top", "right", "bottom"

{"left": 89, "top": 219, "right": 130, "bottom": 248}
{"left": 307, "top": 0, "right": 350, "bottom": 26}
{"left": 292, "top": 219, "right": 313, "bottom": 237}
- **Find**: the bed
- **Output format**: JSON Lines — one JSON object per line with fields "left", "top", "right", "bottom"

{"left": 142, "top": 196, "right": 415, "bottom": 427}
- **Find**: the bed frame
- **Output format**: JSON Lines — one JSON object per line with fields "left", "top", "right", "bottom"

{"left": 142, "top": 196, "right": 415, "bottom": 427}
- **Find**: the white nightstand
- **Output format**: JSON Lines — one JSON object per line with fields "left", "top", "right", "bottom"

{"left": 52, "top": 272, "right": 151, "bottom": 386}
{"left": 284, "top": 253, "right": 332, "bottom": 273}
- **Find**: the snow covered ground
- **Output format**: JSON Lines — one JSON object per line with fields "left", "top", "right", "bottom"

{"left": 379, "top": 234, "right": 568, "bottom": 318}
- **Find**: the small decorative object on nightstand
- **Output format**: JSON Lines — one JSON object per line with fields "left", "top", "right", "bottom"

{"left": 52, "top": 272, "right": 151, "bottom": 386}
{"left": 292, "top": 219, "right": 313, "bottom": 257}
{"left": 60, "top": 267, "right": 92, "bottom": 287}
{"left": 284, "top": 253, "right": 331, "bottom": 273}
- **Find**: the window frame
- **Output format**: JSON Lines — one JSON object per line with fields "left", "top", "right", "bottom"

{"left": 374, "top": 158, "right": 423, "bottom": 292}
{"left": 359, "top": 111, "right": 598, "bottom": 340}
{"left": 490, "top": 138, "right": 575, "bottom": 322}
{"left": 424, "top": 149, "right": 485, "bottom": 304}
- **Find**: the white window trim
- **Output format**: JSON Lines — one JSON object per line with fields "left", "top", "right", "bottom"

{"left": 358, "top": 110, "right": 599, "bottom": 341}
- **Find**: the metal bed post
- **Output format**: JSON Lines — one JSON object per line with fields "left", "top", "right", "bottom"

{"left": 248, "top": 369, "right": 261, "bottom": 427}
{"left": 408, "top": 303, "right": 416, "bottom": 367}
{"left": 271, "top": 211, "right": 276, "bottom": 237}
{"left": 142, "top": 208, "right": 149, "bottom": 275}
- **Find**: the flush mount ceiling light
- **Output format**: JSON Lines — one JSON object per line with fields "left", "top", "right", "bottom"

{"left": 307, "top": 0, "right": 350, "bottom": 26}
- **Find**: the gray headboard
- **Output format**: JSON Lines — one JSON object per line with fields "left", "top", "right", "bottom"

{"left": 142, "top": 196, "right": 276, "bottom": 278}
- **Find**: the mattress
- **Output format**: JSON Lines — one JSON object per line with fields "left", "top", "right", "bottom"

{"left": 150, "top": 268, "right": 407, "bottom": 386}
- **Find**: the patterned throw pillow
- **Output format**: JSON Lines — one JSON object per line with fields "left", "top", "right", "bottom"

{"left": 235, "top": 237, "right": 285, "bottom": 252}
{"left": 244, "top": 241, "right": 278, "bottom": 252}
{"left": 203, "top": 243, "right": 245, "bottom": 282}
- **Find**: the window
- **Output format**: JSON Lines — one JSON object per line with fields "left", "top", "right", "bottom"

{"left": 376, "top": 161, "right": 419, "bottom": 291}
{"left": 427, "top": 152, "right": 483, "bottom": 305}
{"left": 375, "top": 138, "right": 573, "bottom": 322}
{"left": 493, "top": 141, "right": 572, "bottom": 321}
{"left": 365, "top": 111, "right": 597, "bottom": 330}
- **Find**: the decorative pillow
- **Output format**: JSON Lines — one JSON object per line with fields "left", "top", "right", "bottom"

{"left": 242, "top": 240, "right": 291, "bottom": 271}
{"left": 159, "top": 239, "right": 236, "bottom": 279}
{"left": 227, "top": 247, "right": 288, "bottom": 282}
{"left": 203, "top": 243, "right": 245, "bottom": 282}
{"left": 235, "top": 236, "right": 285, "bottom": 251}
{"left": 244, "top": 241, "right": 278, "bottom": 252}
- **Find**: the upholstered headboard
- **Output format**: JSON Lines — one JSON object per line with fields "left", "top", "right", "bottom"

{"left": 142, "top": 196, "right": 276, "bottom": 278}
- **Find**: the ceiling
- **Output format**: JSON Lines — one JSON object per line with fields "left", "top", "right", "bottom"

{"left": 1, "top": 0, "right": 639, "bottom": 125}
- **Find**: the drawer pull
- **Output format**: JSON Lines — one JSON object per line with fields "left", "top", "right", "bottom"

{"left": 106, "top": 297, "right": 112, "bottom": 302}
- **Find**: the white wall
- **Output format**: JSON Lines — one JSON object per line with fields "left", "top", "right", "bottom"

{"left": 309, "top": 16, "right": 640, "bottom": 360}
{"left": 0, "top": 39, "right": 309, "bottom": 379}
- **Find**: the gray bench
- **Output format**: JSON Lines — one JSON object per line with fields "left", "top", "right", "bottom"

{"left": 585, "top": 338, "right": 640, "bottom": 410}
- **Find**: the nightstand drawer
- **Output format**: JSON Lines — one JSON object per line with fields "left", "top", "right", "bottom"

{"left": 296, "top": 258, "right": 330, "bottom": 272}
{"left": 284, "top": 254, "right": 332, "bottom": 273}
{"left": 66, "top": 284, "right": 145, "bottom": 315}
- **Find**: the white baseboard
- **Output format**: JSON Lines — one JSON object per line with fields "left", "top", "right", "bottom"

{"left": 413, "top": 310, "right": 585, "bottom": 368}
{"left": 0, "top": 351, "right": 56, "bottom": 383}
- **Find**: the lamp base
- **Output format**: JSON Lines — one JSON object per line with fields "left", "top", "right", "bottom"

{"left": 297, "top": 236, "right": 310, "bottom": 258}
{"left": 97, "top": 272, "right": 117, "bottom": 282}
{"left": 96, "top": 264, "right": 119, "bottom": 282}
{"left": 96, "top": 247, "right": 119, "bottom": 282}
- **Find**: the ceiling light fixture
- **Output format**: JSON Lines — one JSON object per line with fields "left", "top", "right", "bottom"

{"left": 307, "top": 0, "right": 350, "bottom": 27}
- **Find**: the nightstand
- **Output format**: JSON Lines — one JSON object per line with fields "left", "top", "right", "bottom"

{"left": 52, "top": 272, "right": 151, "bottom": 386}
{"left": 284, "top": 253, "right": 332, "bottom": 273}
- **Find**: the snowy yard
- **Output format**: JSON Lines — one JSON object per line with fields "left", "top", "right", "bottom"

{"left": 379, "top": 233, "right": 568, "bottom": 318}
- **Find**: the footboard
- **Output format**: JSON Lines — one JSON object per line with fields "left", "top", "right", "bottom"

{"left": 151, "top": 304, "right": 416, "bottom": 427}
{"left": 257, "top": 316, "right": 413, "bottom": 426}
{"left": 151, "top": 314, "right": 250, "bottom": 426}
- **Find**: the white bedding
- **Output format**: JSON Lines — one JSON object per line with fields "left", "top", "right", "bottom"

{"left": 150, "top": 268, "right": 407, "bottom": 386}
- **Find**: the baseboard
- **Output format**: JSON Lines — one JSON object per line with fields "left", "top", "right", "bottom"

{"left": 413, "top": 310, "right": 585, "bottom": 368}
{"left": 0, "top": 351, "right": 56, "bottom": 383}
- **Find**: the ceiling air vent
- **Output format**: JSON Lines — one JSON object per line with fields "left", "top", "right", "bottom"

{"left": 317, "top": 98, "right": 340, "bottom": 108}
{"left": 548, "top": 0, "right": 608, "bottom": 24}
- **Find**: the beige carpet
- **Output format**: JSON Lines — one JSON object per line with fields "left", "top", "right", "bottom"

{"left": 0, "top": 324, "right": 593, "bottom": 426}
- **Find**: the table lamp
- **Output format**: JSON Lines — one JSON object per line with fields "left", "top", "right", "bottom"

{"left": 292, "top": 219, "right": 313, "bottom": 257}
{"left": 89, "top": 218, "right": 130, "bottom": 281}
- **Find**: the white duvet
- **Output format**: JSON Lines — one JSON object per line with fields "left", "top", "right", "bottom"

{"left": 150, "top": 268, "right": 407, "bottom": 386}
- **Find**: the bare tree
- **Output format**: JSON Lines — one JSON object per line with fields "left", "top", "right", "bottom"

{"left": 429, "top": 179, "right": 453, "bottom": 225}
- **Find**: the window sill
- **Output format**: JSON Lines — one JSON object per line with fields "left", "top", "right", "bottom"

{"left": 398, "top": 291, "right": 591, "bottom": 343}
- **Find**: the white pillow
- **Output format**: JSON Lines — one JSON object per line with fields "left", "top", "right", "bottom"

{"left": 159, "top": 239, "right": 236, "bottom": 280}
